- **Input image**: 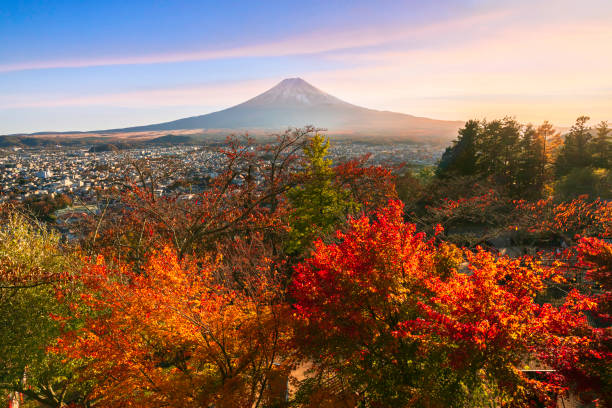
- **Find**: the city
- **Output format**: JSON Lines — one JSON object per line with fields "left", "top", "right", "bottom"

{"left": 0, "top": 139, "right": 442, "bottom": 206}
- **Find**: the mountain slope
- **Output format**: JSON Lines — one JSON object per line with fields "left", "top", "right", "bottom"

{"left": 107, "top": 78, "right": 463, "bottom": 142}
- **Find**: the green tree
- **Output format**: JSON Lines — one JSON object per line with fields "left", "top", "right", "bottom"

{"left": 555, "top": 167, "right": 612, "bottom": 201}
{"left": 438, "top": 118, "right": 544, "bottom": 197}
{"left": 0, "top": 212, "right": 90, "bottom": 407}
{"left": 516, "top": 124, "right": 547, "bottom": 198}
{"left": 477, "top": 117, "right": 522, "bottom": 189}
{"left": 591, "top": 120, "right": 611, "bottom": 169}
{"left": 437, "top": 120, "right": 479, "bottom": 177}
{"left": 555, "top": 116, "right": 593, "bottom": 177}
{"left": 287, "top": 134, "right": 358, "bottom": 255}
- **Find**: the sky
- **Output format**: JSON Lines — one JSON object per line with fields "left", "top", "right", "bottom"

{"left": 1, "top": 0, "right": 611, "bottom": 134}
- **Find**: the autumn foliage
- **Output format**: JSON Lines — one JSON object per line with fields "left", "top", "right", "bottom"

{"left": 513, "top": 196, "right": 612, "bottom": 242}
{"left": 539, "top": 237, "right": 612, "bottom": 406}
{"left": 292, "top": 201, "right": 609, "bottom": 407}
{"left": 3, "top": 128, "right": 611, "bottom": 407}
{"left": 55, "top": 247, "right": 294, "bottom": 408}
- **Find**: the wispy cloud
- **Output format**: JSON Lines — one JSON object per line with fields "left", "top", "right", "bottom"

{"left": 0, "top": 79, "right": 276, "bottom": 109}
{"left": 0, "top": 9, "right": 511, "bottom": 73}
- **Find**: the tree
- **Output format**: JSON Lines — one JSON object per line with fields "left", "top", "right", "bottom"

{"left": 576, "top": 237, "right": 612, "bottom": 322}
{"left": 512, "top": 196, "right": 612, "bottom": 245}
{"left": 332, "top": 155, "right": 397, "bottom": 215}
{"left": 437, "top": 118, "right": 548, "bottom": 198}
{"left": 437, "top": 120, "right": 479, "bottom": 177}
{"left": 291, "top": 201, "right": 594, "bottom": 407}
{"left": 555, "top": 116, "right": 593, "bottom": 177}
{"left": 286, "top": 134, "right": 358, "bottom": 255}
{"left": 90, "top": 127, "right": 314, "bottom": 264}
{"left": 477, "top": 118, "right": 522, "bottom": 190}
{"left": 591, "top": 121, "right": 611, "bottom": 169}
{"left": 552, "top": 118, "right": 612, "bottom": 200}
{"left": 555, "top": 167, "right": 612, "bottom": 201}
{"left": 0, "top": 211, "right": 90, "bottom": 407}
{"left": 55, "top": 246, "right": 295, "bottom": 408}
{"left": 422, "top": 189, "right": 513, "bottom": 247}
{"left": 516, "top": 124, "right": 547, "bottom": 198}
{"left": 537, "top": 121, "right": 561, "bottom": 196}
{"left": 23, "top": 193, "right": 72, "bottom": 222}
{"left": 541, "top": 237, "right": 612, "bottom": 406}
{"left": 537, "top": 121, "right": 561, "bottom": 163}
{"left": 395, "top": 168, "right": 425, "bottom": 207}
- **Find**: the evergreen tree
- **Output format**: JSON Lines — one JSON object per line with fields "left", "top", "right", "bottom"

{"left": 533, "top": 122, "right": 549, "bottom": 183}
{"left": 476, "top": 119, "right": 502, "bottom": 177}
{"left": 516, "top": 124, "right": 547, "bottom": 197}
{"left": 591, "top": 121, "right": 611, "bottom": 169}
{"left": 476, "top": 118, "right": 522, "bottom": 190}
{"left": 287, "top": 134, "right": 358, "bottom": 255}
{"left": 437, "top": 120, "right": 479, "bottom": 177}
{"left": 497, "top": 117, "right": 522, "bottom": 188}
{"left": 537, "top": 121, "right": 560, "bottom": 169}
{"left": 555, "top": 116, "right": 593, "bottom": 176}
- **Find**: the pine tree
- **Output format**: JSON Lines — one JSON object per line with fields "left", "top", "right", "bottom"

{"left": 287, "top": 134, "right": 358, "bottom": 255}
{"left": 555, "top": 116, "right": 593, "bottom": 176}
{"left": 476, "top": 118, "right": 522, "bottom": 190}
{"left": 476, "top": 119, "right": 501, "bottom": 177}
{"left": 437, "top": 120, "right": 479, "bottom": 177}
{"left": 591, "top": 121, "right": 611, "bottom": 169}
{"left": 516, "top": 124, "right": 547, "bottom": 197}
{"left": 497, "top": 117, "right": 523, "bottom": 188}
{"left": 536, "top": 121, "right": 559, "bottom": 169}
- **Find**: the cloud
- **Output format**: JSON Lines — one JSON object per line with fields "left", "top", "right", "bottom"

{"left": 0, "top": 8, "right": 511, "bottom": 73}
{"left": 0, "top": 78, "right": 278, "bottom": 109}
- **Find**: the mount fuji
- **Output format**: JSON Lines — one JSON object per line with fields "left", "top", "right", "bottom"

{"left": 9, "top": 78, "right": 464, "bottom": 143}
{"left": 105, "top": 78, "right": 462, "bottom": 142}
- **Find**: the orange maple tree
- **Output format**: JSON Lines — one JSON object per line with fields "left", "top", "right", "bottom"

{"left": 332, "top": 155, "right": 398, "bottom": 214}
{"left": 513, "top": 196, "right": 612, "bottom": 243}
{"left": 291, "top": 200, "right": 603, "bottom": 407}
{"left": 538, "top": 237, "right": 612, "bottom": 406}
{"left": 54, "top": 246, "right": 295, "bottom": 408}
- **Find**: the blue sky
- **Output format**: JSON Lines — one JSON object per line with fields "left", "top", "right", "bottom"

{"left": 1, "top": 0, "right": 611, "bottom": 133}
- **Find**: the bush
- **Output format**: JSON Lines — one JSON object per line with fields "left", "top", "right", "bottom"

{"left": 555, "top": 167, "right": 612, "bottom": 201}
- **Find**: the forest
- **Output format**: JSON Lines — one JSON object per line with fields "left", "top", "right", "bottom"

{"left": 1, "top": 117, "right": 611, "bottom": 408}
